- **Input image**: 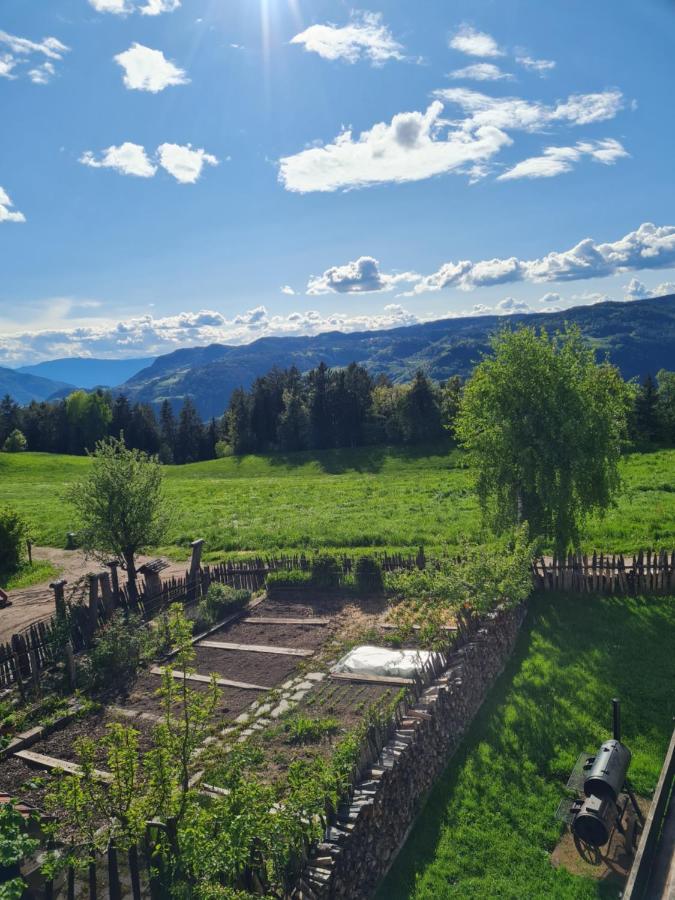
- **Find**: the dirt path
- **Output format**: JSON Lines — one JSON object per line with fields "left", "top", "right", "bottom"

{"left": 0, "top": 547, "right": 189, "bottom": 643}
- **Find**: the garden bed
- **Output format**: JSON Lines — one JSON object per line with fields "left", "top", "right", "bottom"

{"left": 205, "top": 619, "right": 329, "bottom": 650}
{"left": 192, "top": 644, "right": 300, "bottom": 686}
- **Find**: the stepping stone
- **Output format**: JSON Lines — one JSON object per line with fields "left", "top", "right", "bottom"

{"left": 270, "top": 699, "right": 291, "bottom": 719}
{"left": 306, "top": 672, "right": 326, "bottom": 682}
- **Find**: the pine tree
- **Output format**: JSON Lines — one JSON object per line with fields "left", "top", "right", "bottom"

{"left": 227, "top": 389, "right": 254, "bottom": 455}
{"left": 159, "top": 400, "right": 177, "bottom": 463}
{"left": 308, "top": 362, "right": 332, "bottom": 449}
{"left": 633, "top": 374, "right": 660, "bottom": 443}
{"left": 402, "top": 370, "right": 443, "bottom": 444}
{"left": 175, "top": 399, "right": 203, "bottom": 464}
{"left": 277, "top": 390, "right": 309, "bottom": 451}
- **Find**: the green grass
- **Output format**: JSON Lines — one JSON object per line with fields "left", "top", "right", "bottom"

{"left": 0, "top": 561, "right": 60, "bottom": 591}
{"left": 0, "top": 445, "right": 674, "bottom": 558}
{"left": 377, "top": 592, "right": 675, "bottom": 900}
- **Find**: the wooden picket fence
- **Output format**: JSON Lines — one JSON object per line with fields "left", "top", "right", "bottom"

{"left": 532, "top": 549, "right": 675, "bottom": 594}
{"left": 0, "top": 552, "right": 421, "bottom": 692}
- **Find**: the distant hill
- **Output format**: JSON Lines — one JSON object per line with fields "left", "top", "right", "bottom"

{"left": 120, "top": 294, "right": 675, "bottom": 419}
{"left": 17, "top": 356, "right": 155, "bottom": 389}
{"left": 0, "top": 366, "right": 74, "bottom": 405}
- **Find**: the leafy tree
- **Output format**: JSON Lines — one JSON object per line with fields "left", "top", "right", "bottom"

{"left": 456, "top": 326, "right": 632, "bottom": 553}
{"left": 65, "top": 390, "right": 112, "bottom": 454}
{"left": 0, "top": 802, "right": 39, "bottom": 900}
{"left": 67, "top": 436, "right": 168, "bottom": 600}
{"left": 2, "top": 429, "right": 27, "bottom": 452}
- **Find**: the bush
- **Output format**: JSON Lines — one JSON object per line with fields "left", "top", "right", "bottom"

{"left": 354, "top": 556, "right": 384, "bottom": 594}
{"left": 0, "top": 506, "right": 29, "bottom": 575}
{"left": 265, "top": 569, "right": 312, "bottom": 596}
{"left": 193, "top": 582, "right": 251, "bottom": 632}
{"left": 310, "top": 555, "right": 341, "bottom": 590}
{"left": 89, "top": 611, "right": 151, "bottom": 690}
{"left": 3, "top": 428, "right": 27, "bottom": 452}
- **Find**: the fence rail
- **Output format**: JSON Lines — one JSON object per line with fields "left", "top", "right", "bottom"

{"left": 0, "top": 551, "right": 422, "bottom": 691}
{"left": 532, "top": 549, "right": 675, "bottom": 594}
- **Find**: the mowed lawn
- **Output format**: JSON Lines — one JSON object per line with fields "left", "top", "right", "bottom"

{"left": 0, "top": 445, "right": 674, "bottom": 559}
{"left": 377, "top": 592, "right": 675, "bottom": 900}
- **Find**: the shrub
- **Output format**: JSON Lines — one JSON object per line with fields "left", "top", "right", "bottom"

{"left": 0, "top": 506, "right": 29, "bottom": 575}
{"left": 354, "top": 556, "right": 384, "bottom": 594}
{"left": 3, "top": 428, "right": 27, "bottom": 452}
{"left": 265, "top": 570, "right": 312, "bottom": 595}
{"left": 89, "top": 611, "right": 151, "bottom": 691}
{"left": 310, "top": 555, "right": 341, "bottom": 590}
{"left": 193, "top": 582, "right": 251, "bottom": 632}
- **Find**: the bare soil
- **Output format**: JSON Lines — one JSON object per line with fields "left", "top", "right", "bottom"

{"left": 192, "top": 644, "right": 299, "bottom": 686}
{"left": 207, "top": 619, "right": 328, "bottom": 650}
{"left": 0, "top": 547, "right": 188, "bottom": 643}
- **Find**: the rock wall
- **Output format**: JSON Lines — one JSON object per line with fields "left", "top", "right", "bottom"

{"left": 295, "top": 604, "right": 527, "bottom": 900}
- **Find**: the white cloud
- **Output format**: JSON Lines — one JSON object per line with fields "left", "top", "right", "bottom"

{"left": 449, "top": 26, "right": 503, "bottom": 58}
{"left": 114, "top": 43, "right": 188, "bottom": 92}
{"left": 291, "top": 11, "right": 404, "bottom": 66}
{"left": 448, "top": 62, "right": 512, "bottom": 82}
{"left": 28, "top": 62, "right": 56, "bottom": 85}
{"left": 0, "top": 30, "right": 69, "bottom": 83}
{"left": 624, "top": 277, "right": 675, "bottom": 301}
{"left": 516, "top": 55, "right": 556, "bottom": 75}
{"left": 281, "top": 285, "right": 296, "bottom": 295}
{"left": 157, "top": 144, "right": 218, "bottom": 183}
{"left": 88, "top": 0, "right": 180, "bottom": 14}
{"left": 279, "top": 101, "right": 511, "bottom": 192}
{"left": 306, "top": 256, "right": 420, "bottom": 295}
{"left": 138, "top": 0, "right": 181, "bottom": 15}
{"left": 498, "top": 138, "right": 628, "bottom": 180}
{"left": 0, "top": 304, "right": 426, "bottom": 365}
{"left": 80, "top": 142, "right": 218, "bottom": 183}
{"left": 539, "top": 292, "right": 562, "bottom": 304}
{"left": 410, "top": 223, "right": 675, "bottom": 294}
{"left": 80, "top": 143, "right": 158, "bottom": 178}
{"left": 0, "top": 187, "right": 26, "bottom": 224}
{"left": 435, "top": 87, "right": 624, "bottom": 132}
{"left": 497, "top": 297, "right": 534, "bottom": 313}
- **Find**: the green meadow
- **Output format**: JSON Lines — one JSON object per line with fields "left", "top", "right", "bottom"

{"left": 378, "top": 591, "right": 675, "bottom": 900}
{"left": 0, "top": 445, "right": 674, "bottom": 560}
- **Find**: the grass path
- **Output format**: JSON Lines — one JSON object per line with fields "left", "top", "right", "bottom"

{"left": 376, "top": 592, "right": 675, "bottom": 900}
{"left": 0, "top": 446, "right": 674, "bottom": 560}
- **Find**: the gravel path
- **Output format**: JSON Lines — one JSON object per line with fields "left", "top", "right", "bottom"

{"left": 0, "top": 547, "right": 189, "bottom": 643}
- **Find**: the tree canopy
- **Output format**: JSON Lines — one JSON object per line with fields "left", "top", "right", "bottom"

{"left": 456, "top": 325, "right": 632, "bottom": 553}
{"left": 67, "top": 436, "right": 168, "bottom": 596}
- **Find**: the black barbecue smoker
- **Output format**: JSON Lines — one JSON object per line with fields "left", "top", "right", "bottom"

{"left": 557, "top": 699, "right": 645, "bottom": 851}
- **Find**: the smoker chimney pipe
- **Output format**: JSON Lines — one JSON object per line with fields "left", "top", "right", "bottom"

{"left": 612, "top": 698, "right": 621, "bottom": 742}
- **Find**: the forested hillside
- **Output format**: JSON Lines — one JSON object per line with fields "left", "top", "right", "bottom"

{"left": 121, "top": 295, "right": 675, "bottom": 418}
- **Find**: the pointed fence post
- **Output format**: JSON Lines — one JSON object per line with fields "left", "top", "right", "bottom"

{"left": 188, "top": 539, "right": 205, "bottom": 603}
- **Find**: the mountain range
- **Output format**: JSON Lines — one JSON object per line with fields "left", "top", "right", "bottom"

{"left": 121, "top": 294, "right": 675, "bottom": 418}
{"left": 16, "top": 356, "right": 154, "bottom": 390}
{"left": 3, "top": 295, "right": 674, "bottom": 416}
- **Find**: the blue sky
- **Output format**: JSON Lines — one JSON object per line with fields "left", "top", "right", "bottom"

{"left": 1, "top": 0, "right": 675, "bottom": 364}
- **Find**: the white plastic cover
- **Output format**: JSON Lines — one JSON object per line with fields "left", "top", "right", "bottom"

{"left": 332, "top": 645, "right": 432, "bottom": 679}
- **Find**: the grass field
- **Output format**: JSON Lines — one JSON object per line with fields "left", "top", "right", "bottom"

{"left": 0, "top": 445, "right": 674, "bottom": 560}
{"left": 377, "top": 591, "right": 675, "bottom": 900}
